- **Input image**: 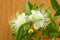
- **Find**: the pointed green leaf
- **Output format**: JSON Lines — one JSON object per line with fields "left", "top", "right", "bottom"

{"left": 28, "top": 2, "right": 37, "bottom": 10}
{"left": 54, "top": 9, "right": 60, "bottom": 16}
{"left": 28, "top": 2, "right": 33, "bottom": 10}
{"left": 25, "top": 0, "right": 31, "bottom": 16}
{"left": 45, "top": 6, "right": 52, "bottom": 12}
{"left": 51, "top": 19, "right": 58, "bottom": 31}
{"left": 37, "top": 3, "right": 44, "bottom": 11}
{"left": 32, "top": 3, "right": 37, "bottom": 9}
{"left": 50, "top": 0, "right": 60, "bottom": 10}
{"left": 47, "top": 24, "right": 59, "bottom": 36}
{"left": 45, "top": 8, "right": 58, "bottom": 31}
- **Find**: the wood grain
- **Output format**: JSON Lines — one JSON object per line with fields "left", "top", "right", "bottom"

{"left": 0, "top": 0, "right": 60, "bottom": 40}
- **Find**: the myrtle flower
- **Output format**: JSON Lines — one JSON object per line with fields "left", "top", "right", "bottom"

{"left": 29, "top": 10, "right": 43, "bottom": 22}
{"left": 9, "top": 12, "right": 28, "bottom": 33}
{"left": 29, "top": 10, "right": 50, "bottom": 30}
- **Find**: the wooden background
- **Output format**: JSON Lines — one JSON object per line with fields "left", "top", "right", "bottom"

{"left": 0, "top": 0, "right": 60, "bottom": 40}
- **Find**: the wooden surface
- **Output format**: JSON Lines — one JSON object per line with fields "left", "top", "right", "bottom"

{"left": 0, "top": 0, "right": 60, "bottom": 40}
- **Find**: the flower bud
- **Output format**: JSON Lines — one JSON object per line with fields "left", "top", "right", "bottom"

{"left": 28, "top": 29, "right": 34, "bottom": 34}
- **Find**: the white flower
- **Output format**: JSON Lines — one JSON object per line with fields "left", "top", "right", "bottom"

{"left": 9, "top": 12, "right": 28, "bottom": 33}
{"left": 15, "top": 13, "right": 26, "bottom": 27}
{"left": 29, "top": 10, "right": 50, "bottom": 30}
{"left": 29, "top": 10, "right": 43, "bottom": 22}
{"left": 34, "top": 20, "right": 44, "bottom": 30}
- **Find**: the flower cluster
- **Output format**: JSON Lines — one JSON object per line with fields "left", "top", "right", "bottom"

{"left": 9, "top": 10, "right": 50, "bottom": 33}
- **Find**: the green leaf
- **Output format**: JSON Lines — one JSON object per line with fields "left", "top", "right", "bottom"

{"left": 52, "top": 36, "right": 56, "bottom": 40}
{"left": 54, "top": 9, "right": 60, "bottom": 16}
{"left": 25, "top": 1, "right": 37, "bottom": 16}
{"left": 28, "top": 2, "right": 33, "bottom": 10}
{"left": 42, "top": 7, "right": 58, "bottom": 36}
{"left": 25, "top": 0, "right": 31, "bottom": 16}
{"left": 28, "top": 2, "right": 37, "bottom": 10}
{"left": 45, "top": 6, "right": 52, "bottom": 12}
{"left": 42, "top": 28, "right": 49, "bottom": 36}
{"left": 50, "top": 0, "right": 60, "bottom": 10}
{"left": 37, "top": 3, "right": 44, "bottom": 11}
{"left": 45, "top": 8, "right": 58, "bottom": 32}
{"left": 42, "top": 24, "right": 58, "bottom": 36}
{"left": 16, "top": 26, "right": 24, "bottom": 40}
{"left": 32, "top": 3, "right": 37, "bottom": 9}
{"left": 44, "top": 24, "right": 59, "bottom": 36}
{"left": 51, "top": 19, "right": 58, "bottom": 31}
{"left": 16, "top": 21, "right": 32, "bottom": 40}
